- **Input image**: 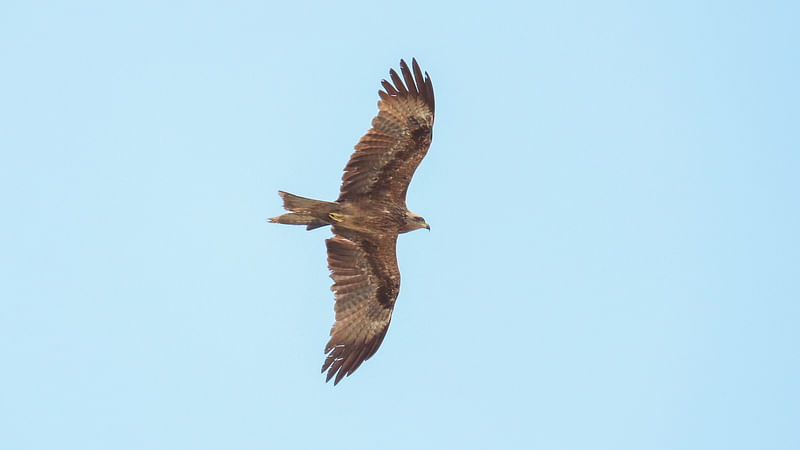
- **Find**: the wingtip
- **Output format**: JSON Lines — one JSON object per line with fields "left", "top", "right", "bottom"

{"left": 323, "top": 366, "right": 343, "bottom": 385}
{"left": 334, "top": 371, "right": 346, "bottom": 385}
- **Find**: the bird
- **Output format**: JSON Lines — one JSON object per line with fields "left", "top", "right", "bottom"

{"left": 269, "top": 59, "right": 435, "bottom": 384}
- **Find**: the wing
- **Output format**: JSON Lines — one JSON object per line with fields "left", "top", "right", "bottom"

{"left": 337, "top": 58, "right": 435, "bottom": 204}
{"left": 322, "top": 233, "right": 400, "bottom": 384}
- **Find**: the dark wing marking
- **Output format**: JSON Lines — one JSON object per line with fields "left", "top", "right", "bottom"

{"left": 337, "top": 58, "right": 435, "bottom": 203}
{"left": 322, "top": 234, "right": 400, "bottom": 384}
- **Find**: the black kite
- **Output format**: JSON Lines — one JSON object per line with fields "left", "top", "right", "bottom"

{"left": 269, "top": 59, "right": 435, "bottom": 384}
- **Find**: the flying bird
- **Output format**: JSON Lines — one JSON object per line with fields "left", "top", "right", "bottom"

{"left": 269, "top": 59, "right": 435, "bottom": 385}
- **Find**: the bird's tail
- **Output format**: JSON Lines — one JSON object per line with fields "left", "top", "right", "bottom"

{"left": 269, "top": 191, "right": 336, "bottom": 230}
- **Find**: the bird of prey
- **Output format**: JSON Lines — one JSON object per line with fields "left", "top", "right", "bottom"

{"left": 269, "top": 59, "right": 435, "bottom": 384}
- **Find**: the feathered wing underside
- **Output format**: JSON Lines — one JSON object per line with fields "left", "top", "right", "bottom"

{"left": 338, "top": 58, "right": 435, "bottom": 203}
{"left": 322, "top": 234, "right": 400, "bottom": 384}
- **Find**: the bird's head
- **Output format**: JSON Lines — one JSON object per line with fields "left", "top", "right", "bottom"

{"left": 403, "top": 211, "right": 430, "bottom": 233}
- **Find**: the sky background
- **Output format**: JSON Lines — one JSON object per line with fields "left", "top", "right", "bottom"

{"left": 1, "top": 1, "right": 799, "bottom": 449}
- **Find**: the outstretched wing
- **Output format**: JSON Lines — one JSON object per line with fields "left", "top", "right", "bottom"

{"left": 338, "top": 58, "right": 435, "bottom": 204}
{"left": 322, "top": 234, "right": 400, "bottom": 384}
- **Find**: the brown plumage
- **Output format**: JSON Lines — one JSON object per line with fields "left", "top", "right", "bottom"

{"left": 269, "top": 59, "right": 435, "bottom": 384}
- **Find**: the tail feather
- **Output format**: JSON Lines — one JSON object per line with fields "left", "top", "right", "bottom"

{"left": 277, "top": 191, "right": 327, "bottom": 211}
{"left": 269, "top": 191, "right": 335, "bottom": 230}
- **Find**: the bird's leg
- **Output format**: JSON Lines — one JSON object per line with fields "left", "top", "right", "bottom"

{"left": 328, "top": 212, "right": 344, "bottom": 223}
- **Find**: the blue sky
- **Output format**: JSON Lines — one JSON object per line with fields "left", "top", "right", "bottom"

{"left": 2, "top": 1, "right": 799, "bottom": 449}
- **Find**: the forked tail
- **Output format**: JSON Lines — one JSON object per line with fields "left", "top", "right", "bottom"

{"left": 268, "top": 191, "right": 336, "bottom": 230}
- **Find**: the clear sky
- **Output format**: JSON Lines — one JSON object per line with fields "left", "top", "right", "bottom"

{"left": 1, "top": 1, "right": 799, "bottom": 449}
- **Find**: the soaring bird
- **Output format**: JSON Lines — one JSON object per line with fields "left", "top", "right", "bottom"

{"left": 269, "top": 59, "right": 435, "bottom": 384}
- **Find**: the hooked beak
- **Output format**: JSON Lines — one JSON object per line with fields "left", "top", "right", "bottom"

{"left": 425, "top": 223, "right": 431, "bottom": 231}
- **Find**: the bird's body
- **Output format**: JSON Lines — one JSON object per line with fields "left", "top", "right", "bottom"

{"left": 269, "top": 59, "right": 435, "bottom": 384}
